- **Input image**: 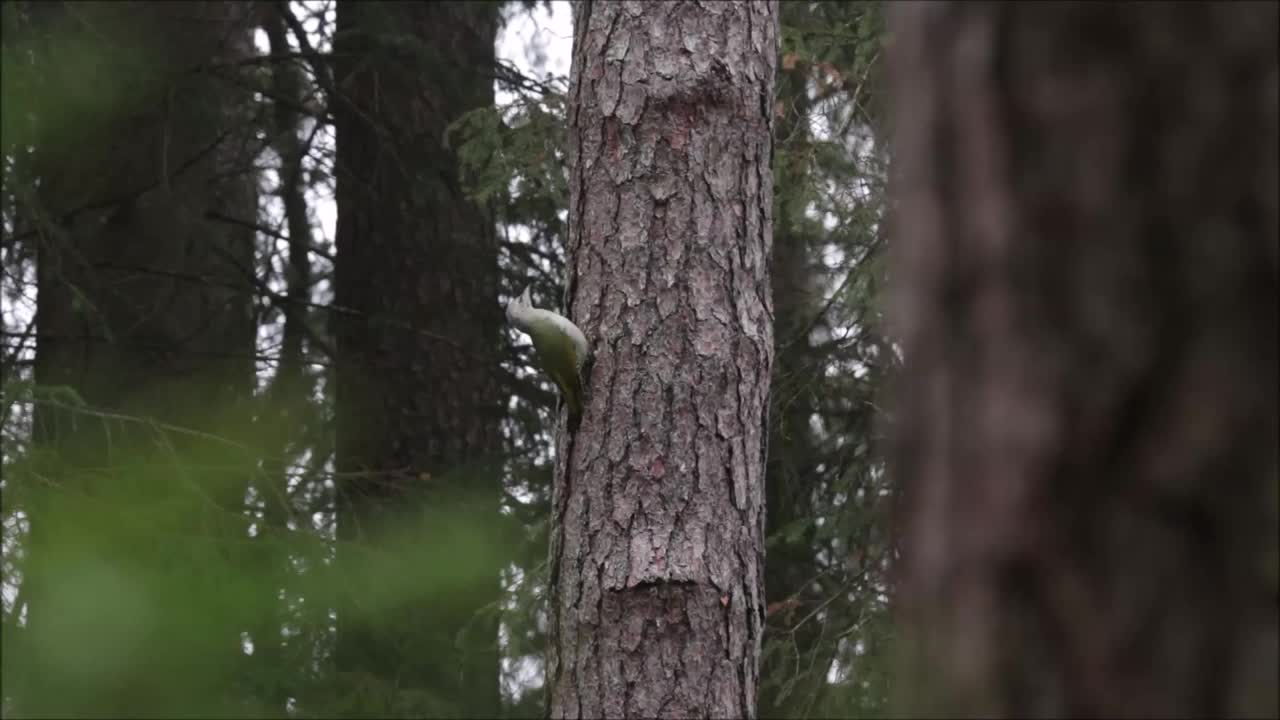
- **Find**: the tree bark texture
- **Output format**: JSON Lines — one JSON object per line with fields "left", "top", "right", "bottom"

{"left": 332, "top": 2, "right": 504, "bottom": 716}
{"left": 22, "top": 2, "right": 258, "bottom": 715}
{"left": 550, "top": 2, "right": 778, "bottom": 717}
{"left": 889, "top": 3, "right": 1278, "bottom": 718}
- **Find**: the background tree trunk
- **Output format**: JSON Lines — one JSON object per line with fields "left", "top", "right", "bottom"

{"left": 332, "top": 2, "right": 504, "bottom": 716}
{"left": 252, "top": 5, "right": 318, "bottom": 711}
{"left": 888, "top": 2, "right": 1278, "bottom": 717}
{"left": 549, "top": 2, "right": 778, "bottom": 717}
{"left": 20, "top": 2, "right": 259, "bottom": 715}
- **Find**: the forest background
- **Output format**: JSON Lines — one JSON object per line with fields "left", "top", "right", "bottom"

{"left": 1, "top": 2, "right": 1274, "bottom": 718}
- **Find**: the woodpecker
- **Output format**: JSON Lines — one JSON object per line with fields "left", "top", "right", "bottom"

{"left": 506, "top": 286, "right": 590, "bottom": 425}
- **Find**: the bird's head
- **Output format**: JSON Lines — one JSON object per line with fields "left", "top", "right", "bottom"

{"left": 507, "top": 286, "right": 534, "bottom": 322}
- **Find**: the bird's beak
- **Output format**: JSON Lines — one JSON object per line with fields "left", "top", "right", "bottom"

{"left": 521, "top": 287, "right": 532, "bottom": 306}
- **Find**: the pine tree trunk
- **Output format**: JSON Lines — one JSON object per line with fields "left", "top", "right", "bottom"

{"left": 549, "top": 2, "right": 779, "bottom": 717}
{"left": 888, "top": 3, "right": 1279, "bottom": 717}
{"left": 332, "top": 2, "right": 504, "bottom": 716}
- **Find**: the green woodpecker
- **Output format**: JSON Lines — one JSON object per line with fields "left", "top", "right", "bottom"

{"left": 507, "top": 286, "right": 590, "bottom": 424}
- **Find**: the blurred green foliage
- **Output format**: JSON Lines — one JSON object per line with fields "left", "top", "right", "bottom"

{"left": 1, "top": 2, "right": 133, "bottom": 153}
{"left": 4, "top": 380, "right": 509, "bottom": 717}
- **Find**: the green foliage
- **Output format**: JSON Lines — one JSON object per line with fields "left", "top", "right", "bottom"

{"left": 760, "top": 2, "right": 895, "bottom": 718}
{"left": 449, "top": 93, "right": 568, "bottom": 213}
{"left": 1, "top": 2, "right": 133, "bottom": 153}
{"left": 3, "top": 391, "right": 510, "bottom": 718}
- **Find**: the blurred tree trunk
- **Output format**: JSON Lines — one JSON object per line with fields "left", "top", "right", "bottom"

{"left": 889, "top": 2, "right": 1278, "bottom": 718}
{"left": 548, "top": 2, "right": 778, "bottom": 717}
{"left": 19, "top": 1, "right": 259, "bottom": 715}
{"left": 251, "top": 4, "right": 317, "bottom": 711}
{"left": 332, "top": 2, "right": 504, "bottom": 716}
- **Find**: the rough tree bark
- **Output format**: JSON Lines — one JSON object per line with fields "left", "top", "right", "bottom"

{"left": 332, "top": 2, "right": 504, "bottom": 716}
{"left": 549, "top": 2, "right": 778, "bottom": 717}
{"left": 889, "top": 3, "right": 1278, "bottom": 718}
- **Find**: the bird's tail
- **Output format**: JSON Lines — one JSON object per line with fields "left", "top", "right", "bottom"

{"left": 564, "top": 375, "right": 583, "bottom": 430}
{"left": 550, "top": 366, "right": 584, "bottom": 430}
